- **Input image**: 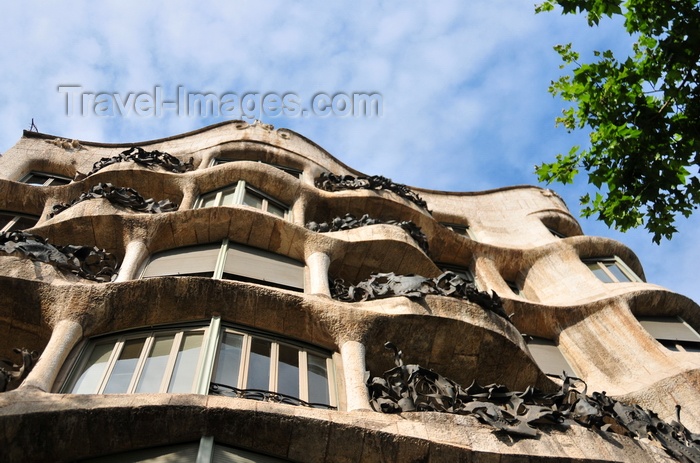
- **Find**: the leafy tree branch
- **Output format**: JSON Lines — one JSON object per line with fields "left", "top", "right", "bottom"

{"left": 535, "top": 0, "right": 700, "bottom": 243}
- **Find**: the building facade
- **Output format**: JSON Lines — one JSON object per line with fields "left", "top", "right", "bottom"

{"left": 0, "top": 120, "right": 699, "bottom": 462}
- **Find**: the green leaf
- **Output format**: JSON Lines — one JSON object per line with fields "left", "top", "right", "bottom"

{"left": 535, "top": 0, "right": 700, "bottom": 242}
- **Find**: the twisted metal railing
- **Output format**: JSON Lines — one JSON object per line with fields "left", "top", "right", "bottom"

{"left": 368, "top": 342, "right": 700, "bottom": 462}
{"left": 49, "top": 182, "right": 178, "bottom": 217}
{"left": 76, "top": 146, "right": 194, "bottom": 179}
{"left": 331, "top": 271, "right": 509, "bottom": 321}
{"left": 315, "top": 172, "right": 430, "bottom": 212}
{"left": 0, "top": 231, "right": 118, "bottom": 282}
{"left": 306, "top": 213, "right": 429, "bottom": 254}
{"left": 209, "top": 383, "right": 337, "bottom": 410}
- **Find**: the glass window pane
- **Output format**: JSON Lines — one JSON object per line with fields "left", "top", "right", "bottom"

{"left": 277, "top": 344, "right": 299, "bottom": 398}
{"left": 168, "top": 332, "right": 204, "bottom": 393}
{"left": 213, "top": 332, "right": 244, "bottom": 388}
{"left": 0, "top": 213, "right": 14, "bottom": 232}
{"left": 47, "top": 177, "right": 70, "bottom": 186}
{"left": 587, "top": 263, "right": 614, "bottom": 283}
{"left": 242, "top": 190, "right": 263, "bottom": 209}
{"left": 246, "top": 338, "right": 271, "bottom": 390}
{"left": 23, "top": 173, "right": 49, "bottom": 185}
{"left": 307, "top": 354, "right": 330, "bottom": 405}
{"left": 276, "top": 165, "right": 302, "bottom": 178}
{"left": 266, "top": 201, "right": 286, "bottom": 218}
{"left": 10, "top": 215, "right": 38, "bottom": 231}
{"left": 199, "top": 192, "right": 219, "bottom": 208}
{"left": 103, "top": 338, "right": 146, "bottom": 394}
{"left": 135, "top": 335, "right": 175, "bottom": 393}
{"left": 71, "top": 342, "right": 114, "bottom": 394}
{"left": 605, "top": 262, "right": 632, "bottom": 282}
{"left": 220, "top": 188, "right": 238, "bottom": 206}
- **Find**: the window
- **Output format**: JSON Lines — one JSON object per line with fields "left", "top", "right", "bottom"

{"left": 63, "top": 319, "right": 337, "bottom": 409}
{"left": 547, "top": 227, "right": 566, "bottom": 238}
{"left": 525, "top": 336, "right": 576, "bottom": 377}
{"left": 438, "top": 263, "right": 474, "bottom": 284}
{"left": 440, "top": 222, "right": 475, "bottom": 239}
{"left": 505, "top": 280, "right": 521, "bottom": 296}
{"left": 84, "top": 437, "right": 290, "bottom": 462}
{"left": 584, "top": 257, "right": 641, "bottom": 283}
{"left": 65, "top": 325, "right": 208, "bottom": 394}
{"left": 142, "top": 240, "right": 304, "bottom": 292}
{"left": 213, "top": 158, "right": 303, "bottom": 179}
{"left": 0, "top": 211, "right": 39, "bottom": 233}
{"left": 638, "top": 316, "right": 700, "bottom": 353}
{"left": 21, "top": 171, "right": 71, "bottom": 186}
{"left": 197, "top": 181, "right": 290, "bottom": 219}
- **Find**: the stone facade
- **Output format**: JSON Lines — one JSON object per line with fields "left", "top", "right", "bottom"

{"left": 0, "top": 120, "right": 698, "bottom": 462}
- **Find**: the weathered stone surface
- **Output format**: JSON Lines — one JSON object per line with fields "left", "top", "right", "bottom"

{"left": 0, "top": 122, "right": 697, "bottom": 462}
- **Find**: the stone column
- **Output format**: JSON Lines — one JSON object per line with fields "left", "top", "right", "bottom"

{"left": 19, "top": 319, "right": 83, "bottom": 392}
{"left": 306, "top": 251, "right": 331, "bottom": 296}
{"left": 341, "top": 341, "right": 371, "bottom": 412}
{"left": 114, "top": 239, "right": 149, "bottom": 282}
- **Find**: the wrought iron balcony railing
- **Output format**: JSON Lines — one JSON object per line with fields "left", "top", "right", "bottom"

{"left": 209, "top": 383, "right": 337, "bottom": 410}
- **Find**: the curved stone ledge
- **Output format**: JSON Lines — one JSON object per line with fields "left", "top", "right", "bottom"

{"left": 0, "top": 180, "right": 56, "bottom": 218}
{"left": 0, "top": 390, "right": 677, "bottom": 463}
{"left": 0, "top": 274, "right": 547, "bottom": 393}
{"left": 26, "top": 208, "right": 439, "bottom": 285}
{"left": 505, "top": 288, "right": 700, "bottom": 396}
{"left": 530, "top": 208, "right": 584, "bottom": 238}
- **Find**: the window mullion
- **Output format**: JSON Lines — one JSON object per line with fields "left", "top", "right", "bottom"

{"left": 270, "top": 342, "right": 279, "bottom": 393}
{"left": 97, "top": 339, "right": 125, "bottom": 394}
{"left": 195, "top": 317, "right": 221, "bottom": 394}
{"left": 299, "top": 351, "right": 309, "bottom": 402}
{"left": 213, "top": 240, "right": 228, "bottom": 279}
{"left": 159, "top": 332, "right": 184, "bottom": 392}
{"left": 599, "top": 262, "right": 618, "bottom": 283}
{"left": 196, "top": 436, "right": 215, "bottom": 463}
{"left": 233, "top": 180, "right": 246, "bottom": 205}
{"left": 239, "top": 334, "right": 252, "bottom": 389}
{"left": 127, "top": 335, "right": 154, "bottom": 393}
{"left": 5, "top": 216, "right": 20, "bottom": 233}
{"left": 613, "top": 257, "right": 640, "bottom": 282}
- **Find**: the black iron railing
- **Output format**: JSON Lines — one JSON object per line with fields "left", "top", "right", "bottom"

{"left": 209, "top": 383, "right": 337, "bottom": 410}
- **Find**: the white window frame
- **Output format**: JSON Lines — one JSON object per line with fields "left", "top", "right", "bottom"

{"left": 212, "top": 158, "right": 303, "bottom": 179}
{"left": 196, "top": 180, "right": 291, "bottom": 220}
{"left": 0, "top": 211, "right": 39, "bottom": 233}
{"left": 211, "top": 327, "right": 337, "bottom": 407}
{"left": 584, "top": 256, "right": 642, "bottom": 283}
{"left": 62, "top": 325, "right": 210, "bottom": 394}
{"left": 62, "top": 319, "right": 337, "bottom": 409}
{"left": 20, "top": 171, "right": 72, "bottom": 186}
{"left": 141, "top": 240, "right": 305, "bottom": 292}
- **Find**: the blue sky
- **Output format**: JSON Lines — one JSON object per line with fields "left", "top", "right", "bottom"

{"left": 2, "top": 1, "right": 698, "bottom": 303}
